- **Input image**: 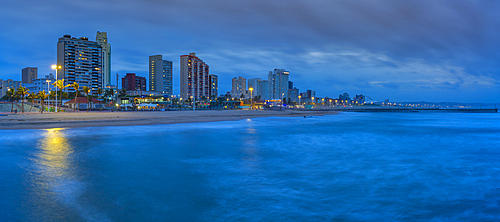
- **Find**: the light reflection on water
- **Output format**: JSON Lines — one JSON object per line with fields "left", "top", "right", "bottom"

{"left": 28, "top": 128, "right": 111, "bottom": 221}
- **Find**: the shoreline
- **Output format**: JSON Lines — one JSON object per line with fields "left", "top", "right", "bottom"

{"left": 0, "top": 110, "right": 337, "bottom": 130}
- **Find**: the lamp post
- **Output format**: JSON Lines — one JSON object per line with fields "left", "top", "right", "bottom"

{"left": 249, "top": 87, "right": 253, "bottom": 110}
{"left": 312, "top": 97, "right": 315, "bottom": 105}
{"left": 51, "top": 65, "right": 61, "bottom": 112}
{"left": 191, "top": 96, "right": 195, "bottom": 111}
{"left": 298, "top": 95, "right": 301, "bottom": 108}
{"left": 46, "top": 80, "right": 51, "bottom": 110}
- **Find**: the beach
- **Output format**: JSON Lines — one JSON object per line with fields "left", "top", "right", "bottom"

{"left": 0, "top": 110, "right": 336, "bottom": 130}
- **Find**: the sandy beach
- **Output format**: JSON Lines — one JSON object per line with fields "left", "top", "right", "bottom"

{"left": 0, "top": 110, "right": 337, "bottom": 130}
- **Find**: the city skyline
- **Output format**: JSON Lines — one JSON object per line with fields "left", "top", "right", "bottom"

{"left": 1, "top": 0, "right": 500, "bottom": 102}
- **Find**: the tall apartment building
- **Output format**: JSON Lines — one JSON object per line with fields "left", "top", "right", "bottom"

{"left": 247, "top": 78, "right": 262, "bottom": 99}
{"left": 257, "top": 80, "right": 269, "bottom": 100}
{"left": 57, "top": 35, "right": 103, "bottom": 92}
{"left": 149, "top": 55, "right": 173, "bottom": 95}
{"left": 231, "top": 76, "right": 247, "bottom": 98}
{"left": 209, "top": 74, "right": 218, "bottom": 99}
{"left": 122, "top": 73, "right": 146, "bottom": 91}
{"left": 180, "top": 53, "right": 209, "bottom": 100}
{"left": 0, "top": 79, "right": 22, "bottom": 98}
{"left": 22, "top": 67, "right": 37, "bottom": 84}
{"left": 268, "top": 69, "right": 289, "bottom": 100}
{"left": 96, "top": 31, "right": 111, "bottom": 87}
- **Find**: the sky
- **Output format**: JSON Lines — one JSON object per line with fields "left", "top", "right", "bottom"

{"left": 1, "top": 0, "right": 499, "bottom": 103}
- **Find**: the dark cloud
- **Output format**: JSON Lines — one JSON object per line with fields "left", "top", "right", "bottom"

{"left": 0, "top": 0, "right": 499, "bottom": 102}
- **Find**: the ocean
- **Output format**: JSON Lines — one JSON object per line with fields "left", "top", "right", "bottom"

{"left": 1, "top": 112, "right": 499, "bottom": 221}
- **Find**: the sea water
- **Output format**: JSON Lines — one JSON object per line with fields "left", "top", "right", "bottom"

{"left": 1, "top": 112, "right": 500, "bottom": 221}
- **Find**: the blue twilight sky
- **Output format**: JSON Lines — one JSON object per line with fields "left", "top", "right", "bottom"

{"left": 1, "top": 0, "right": 500, "bottom": 102}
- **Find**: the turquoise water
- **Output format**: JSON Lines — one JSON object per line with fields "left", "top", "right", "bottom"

{"left": 1, "top": 112, "right": 500, "bottom": 221}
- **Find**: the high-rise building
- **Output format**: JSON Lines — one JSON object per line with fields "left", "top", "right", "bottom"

{"left": 247, "top": 78, "right": 260, "bottom": 96}
{"left": 180, "top": 53, "right": 209, "bottom": 100}
{"left": 149, "top": 55, "right": 173, "bottom": 95}
{"left": 96, "top": 31, "right": 111, "bottom": 87}
{"left": 257, "top": 80, "right": 269, "bottom": 100}
{"left": 122, "top": 73, "right": 146, "bottom": 91}
{"left": 57, "top": 35, "right": 103, "bottom": 92}
{"left": 268, "top": 69, "right": 289, "bottom": 100}
{"left": 22, "top": 67, "right": 37, "bottom": 84}
{"left": 231, "top": 76, "right": 246, "bottom": 99}
{"left": 209, "top": 74, "right": 218, "bottom": 99}
{"left": 288, "top": 87, "right": 299, "bottom": 102}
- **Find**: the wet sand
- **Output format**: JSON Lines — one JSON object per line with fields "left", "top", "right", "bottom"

{"left": 0, "top": 110, "right": 337, "bottom": 130}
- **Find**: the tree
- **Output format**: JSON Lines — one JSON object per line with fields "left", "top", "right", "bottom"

{"left": 118, "top": 88, "right": 127, "bottom": 97}
{"left": 71, "top": 82, "right": 80, "bottom": 112}
{"left": 282, "top": 97, "right": 287, "bottom": 105}
{"left": 37, "top": 91, "right": 48, "bottom": 113}
{"left": 82, "top": 86, "right": 91, "bottom": 112}
{"left": 52, "top": 79, "right": 70, "bottom": 111}
{"left": 17, "top": 86, "right": 29, "bottom": 113}
{"left": 96, "top": 88, "right": 103, "bottom": 99}
{"left": 287, "top": 98, "right": 291, "bottom": 105}
{"left": 27, "top": 92, "right": 37, "bottom": 112}
{"left": 6, "top": 88, "right": 16, "bottom": 113}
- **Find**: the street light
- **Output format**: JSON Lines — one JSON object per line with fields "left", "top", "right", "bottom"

{"left": 190, "top": 96, "right": 195, "bottom": 111}
{"left": 298, "top": 95, "right": 301, "bottom": 107}
{"left": 312, "top": 97, "right": 315, "bottom": 104}
{"left": 51, "top": 64, "right": 62, "bottom": 112}
{"left": 46, "top": 80, "right": 51, "bottom": 110}
{"left": 249, "top": 87, "right": 253, "bottom": 110}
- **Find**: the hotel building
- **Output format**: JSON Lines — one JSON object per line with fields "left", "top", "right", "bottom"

{"left": 209, "top": 74, "right": 218, "bottom": 99}
{"left": 149, "top": 55, "right": 173, "bottom": 95}
{"left": 57, "top": 34, "right": 103, "bottom": 92}
{"left": 122, "top": 73, "right": 146, "bottom": 91}
{"left": 96, "top": 31, "right": 111, "bottom": 87}
{"left": 268, "top": 69, "right": 289, "bottom": 100}
{"left": 231, "top": 76, "right": 246, "bottom": 99}
{"left": 180, "top": 53, "right": 209, "bottom": 100}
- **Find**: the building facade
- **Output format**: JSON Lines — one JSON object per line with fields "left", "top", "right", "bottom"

{"left": 57, "top": 35, "right": 103, "bottom": 92}
{"left": 209, "top": 74, "right": 218, "bottom": 99}
{"left": 268, "top": 69, "right": 289, "bottom": 100}
{"left": 180, "top": 53, "right": 209, "bottom": 100}
{"left": 22, "top": 67, "right": 37, "bottom": 84}
{"left": 122, "top": 73, "right": 146, "bottom": 91}
{"left": 96, "top": 31, "right": 111, "bottom": 87}
{"left": 0, "top": 79, "right": 22, "bottom": 98}
{"left": 231, "top": 76, "right": 246, "bottom": 99}
{"left": 149, "top": 55, "right": 173, "bottom": 95}
{"left": 22, "top": 74, "right": 57, "bottom": 94}
{"left": 257, "top": 80, "right": 269, "bottom": 100}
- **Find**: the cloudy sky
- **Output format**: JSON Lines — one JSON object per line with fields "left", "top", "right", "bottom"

{"left": 1, "top": 0, "right": 499, "bottom": 102}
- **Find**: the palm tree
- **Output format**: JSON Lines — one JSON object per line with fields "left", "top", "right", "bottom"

{"left": 17, "top": 86, "right": 29, "bottom": 113}
{"left": 71, "top": 82, "right": 80, "bottom": 112}
{"left": 6, "top": 88, "right": 16, "bottom": 113}
{"left": 52, "top": 79, "right": 70, "bottom": 111}
{"left": 82, "top": 86, "right": 91, "bottom": 112}
{"left": 96, "top": 88, "right": 103, "bottom": 99}
{"left": 27, "top": 92, "right": 37, "bottom": 112}
{"left": 37, "top": 91, "right": 48, "bottom": 113}
{"left": 119, "top": 88, "right": 127, "bottom": 97}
